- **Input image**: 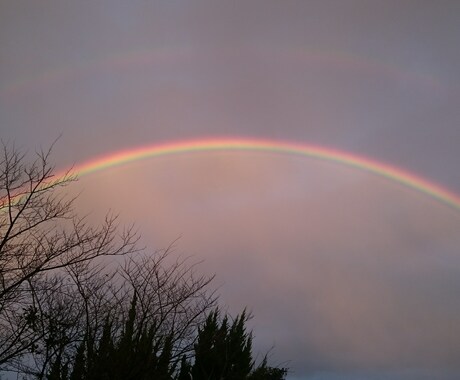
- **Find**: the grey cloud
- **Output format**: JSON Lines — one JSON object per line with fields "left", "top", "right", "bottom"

{"left": 2, "top": 1, "right": 460, "bottom": 378}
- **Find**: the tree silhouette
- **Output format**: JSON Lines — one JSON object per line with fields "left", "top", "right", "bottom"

{"left": 189, "top": 308, "right": 286, "bottom": 380}
{"left": 0, "top": 142, "right": 287, "bottom": 380}
{"left": 45, "top": 306, "right": 287, "bottom": 380}
{"left": 0, "top": 142, "right": 137, "bottom": 373}
{"left": 43, "top": 293, "right": 177, "bottom": 380}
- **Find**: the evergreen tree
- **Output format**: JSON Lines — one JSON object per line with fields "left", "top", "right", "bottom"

{"left": 47, "top": 355, "right": 68, "bottom": 380}
{"left": 69, "top": 340, "right": 86, "bottom": 380}
{"left": 248, "top": 356, "right": 287, "bottom": 380}
{"left": 63, "top": 293, "right": 179, "bottom": 380}
{"left": 191, "top": 308, "right": 286, "bottom": 380}
{"left": 192, "top": 309, "right": 228, "bottom": 379}
{"left": 87, "top": 319, "right": 113, "bottom": 380}
{"left": 226, "top": 310, "right": 253, "bottom": 379}
{"left": 176, "top": 355, "right": 192, "bottom": 380}
{"left": 45, "top": 305, "right": 287, "bottom": 380}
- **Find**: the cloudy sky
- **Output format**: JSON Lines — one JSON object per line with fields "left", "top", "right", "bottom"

{"left": 2, "top": 1, "right": 460, "bottom": 379}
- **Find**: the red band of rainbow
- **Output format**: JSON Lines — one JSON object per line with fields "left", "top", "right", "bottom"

{"left": 68, "top": 138, "right": 460, "bottom": 212}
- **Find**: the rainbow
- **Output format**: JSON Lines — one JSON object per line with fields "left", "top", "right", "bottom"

{"left": 67, "top": 138, "right": 460, "bottom": 212}
{"left": 2, "top": 47, "right": 440, "bottom": 101}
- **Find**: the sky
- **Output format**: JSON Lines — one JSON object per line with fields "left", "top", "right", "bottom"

{"left": 1, "top": 1, "right": 460, "bottom": 379}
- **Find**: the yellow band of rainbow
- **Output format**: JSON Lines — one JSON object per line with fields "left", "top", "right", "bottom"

{"left": 68, "top": 138, "right": 460, "bottom": 212}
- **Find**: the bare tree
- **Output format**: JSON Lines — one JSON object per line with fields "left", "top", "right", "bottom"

{"left": 118, "top": 249, "right": 217, "bottom": 360}
{"left": 10, "top": 249, "right": 217, "bottom": 379}
{"left": 0, "top": 142, "right": 138, "bottom": 370}
{"left": 0, "top": 143, "right": 217, "bottom": 380}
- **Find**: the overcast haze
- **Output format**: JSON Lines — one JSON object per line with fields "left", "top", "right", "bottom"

{"left": 2, "top": 1, "right": 460, "bottom": 379}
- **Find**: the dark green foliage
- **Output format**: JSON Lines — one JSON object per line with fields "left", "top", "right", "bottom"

{"left": 69, "top": 340, "right": 85, "bottom": 380}
{"left": 52, "top": 294, "right": 177, "bottom": 380}
{"left": 190, "top": 309, "right": 286, "bottom": 380}
{"left": 47, "top": 355, "right": 68, "bottom": 380}
{"left": 176, "top": 355, "right": 192, "bottom": 380}
{"left": 47, "top": 305, "right": 287, "bottom": 380}
{"left": 192, "top": 310, "right": 226, "bottom": 379}
{"left": 87, "top": 318, "right": 113, "bottom": 380}
{"left": 248, "top": 357, "right": 287, "bottom": 380}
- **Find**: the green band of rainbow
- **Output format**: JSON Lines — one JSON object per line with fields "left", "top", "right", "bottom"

{"left": 70, "top": 138, "right": 460, "bottom": 211}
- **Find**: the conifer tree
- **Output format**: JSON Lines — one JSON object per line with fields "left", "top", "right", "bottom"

{"left": 247, "top": 356, "right": 287, "bottom": 380}
{"left": 69, "top": 340, "right": 86, "bottom": 380}
{"left": 176, "top": 355, "right": 192, "bottom": 380}
{"left": 190, "top": 308, "right": 286, "bottom": 380}
{"left": 62, "top": 293, "right": 179, "bottom": 380}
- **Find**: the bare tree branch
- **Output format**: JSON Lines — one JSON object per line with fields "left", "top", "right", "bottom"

{"left": 0, "top": 142, "right": 139, "bottom": 368}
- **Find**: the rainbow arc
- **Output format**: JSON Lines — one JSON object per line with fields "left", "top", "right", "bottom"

{"left": 67, "top": 138, "right": 460, "bottom": 212}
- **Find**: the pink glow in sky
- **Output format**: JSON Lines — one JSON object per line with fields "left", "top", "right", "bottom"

{"left": 2, "top": 2, "right": 460, "bottom": 379}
